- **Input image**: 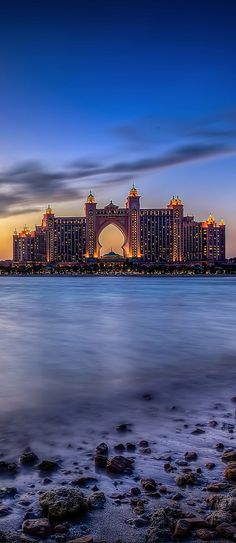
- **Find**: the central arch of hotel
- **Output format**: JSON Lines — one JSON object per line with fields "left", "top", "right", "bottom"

{"left": 85, "top": 186, "right": 141, "bottom": 260}
{"left": 96, "top": 212, "right": 129, "bottom": 258}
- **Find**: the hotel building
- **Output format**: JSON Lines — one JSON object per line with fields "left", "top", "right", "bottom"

{"left": 13, "top": 185, "right": 226, "bottom": 264}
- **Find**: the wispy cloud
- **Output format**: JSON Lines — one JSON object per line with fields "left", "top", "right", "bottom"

{"left": 71, "top": 143, "right": 231, "bottom": 178}
{"left": 112, "top": 109, "right": 236, "bottom": 148}
{"left": 0, "top": 110, "right": 235, "bottom": 218}
{"left": 0, "top": 162, "right": 83, "bottom": 218}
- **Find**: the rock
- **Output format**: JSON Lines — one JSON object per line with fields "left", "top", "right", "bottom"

{"left": 175, "top": 473, "right": 197, "bottom": 486}
{"left": 20, "top": 449, "right": 38, "bottom": 465}
{"left": 126, "top": 442, "right": 136, "bottom": 451}
{"left": 174, "top": 517, "right": 208, "bottom": 538}
{"left": 164, "top": 462, "right": 175, "bottom": 472}
{"left": 88, "top": 491, "right": 106, "bottom": 509}
{"left": 110, "top": 492, "right": 125, "bottom": 500}
{"left": 96, "top": 443, "right": 108, "bottom": 456}
{"left": 95, "top": 443, "right": 108, "bottom": 468}
{"left": 196, "top": 528, "right": 215, "bottom": 540}
{"left": 175, "top": 475, "right": 187, "bottom": 487}
{"left": 221, "top": 422, "right": 234, "bottom": 431}
{"left": 130, "top": 486, "right": 141, "bottom": 496}
{"left": 215, "top": 442, "right": 224, "bottom": 450}
{"left": 0, "top": 530, "right": 22, "bottom": 543}
{"left": 207, "top": 482, "right": 227, "bottom": 492}
{"left": 67, "top": 538, "right": 93, "bottom": 543}
{"left": 22, "top": 519, "right": 51, "bottom": 537}
{"left": 172, "top": 492, "right": 184, "bottom": 501}
{"left": 141, "top": 478, "right": 157, "bottom": 493}
{"left": 43, "top": 477, "right": 52, "bottom": 484}
{"left": 216, "top": 522, "right": 236, "bottom": 538}
{"left": 37, "top": 459, "right": 59, "bottom": 471}
{"left": 95, "top": 455, "right": 107, "bottom": 468}
{"left": 114, "top": 443, "right": 125, "bottom": 452}
{"left": 0, "top": 461, "right": 17, "bottom": 473}
{"left": 176, "top": 460, "right": 187, "bottom": 466}
{"left": 207, "top": 510, "right": 233, "bottom": 527}
{"left": 24, "top": 512, "right": 39, "bottom": 520}
{"left": 174, "top": 519, "right": 191, "bottom": 538}
{"left": 0, "top": 487, "right": 17, "bottom": 498}
{"left": 54, "top": 524, "right": 68, "bottom": 534}
{"left": 134, "top": 505, "right": 145, "bottom": 515}
{"left": 205, "top": 462, "right": 216, "bottom": 470}
{"left": 209, "top": 421, "right": 218, "bottom": 428}
{"left": 191, "top": 428, "right": 205, "bottom": 435}
{"left": 218, "top": 495, "right": 236, "bottom": 512}
{"left": 141, "top": 447, "right": 152, "bottom": 454}
{"left": 206, "top": 494, "right": 236, "bottom": 512}
{"left": 116, "top": 423, "right": 131, "bottom": 432}
{"left": 142, "top": 393, "right": 152, "bottom": 401}
{"left": 133, "top": 515, "right": 149, "bottom": 527}
{"left": 184, "top": 451, "right": 198, "bottom": 461}
{"left": 71, "top": 477, "right": 97, "bottom": 487}
{"left": 160, "top": 454, "right": 172, "bottom": 462}
{"left": 224, "top": 462, "right": 236, "bottom": 481}
{"left": 130, "top": 497, "right": 145, "bottom": 515}
{"left": 231, "top": 396, "right": 236, "bottom": 403}
{"left": 39, "top": 488, "right": 88, "bottom": 520}
{"left": 145, "top": 508, "right": 174, "bottom": 543}
{"left": 222, "top": 450, "right": 236, "bottom": 462}
{"left": 159, "top": 485, "right": 167, "bottom": 494}
{"left": 91, "top": 484, "right": 99, "bottom": 491}
{"left": 106, "top": 456, "right": 134, "bottom": 474}
{"left": 19, "top": 498, "right": 31, "bottom": 506}
{"left": 139, "top": 440, "right": 149, "bottom": 448}
{"left": 0, "top": 505, "right": 11, "bottom": 516}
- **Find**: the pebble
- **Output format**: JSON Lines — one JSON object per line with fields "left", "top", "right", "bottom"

{"left": 141, "top": 478, "right": 157, "bottom": 492}
{"left": 20, "top": 449, "right": 38, "bottom": 465}
{"left": 37, "top": 460, "right": 59, "bottom": 472}
{"left": 222, "top": 449, "right": 236, "bottom": 462}
{"left": 22, "top": 518, "right": 51, "bottom": 537}
{"left": 106, "top": 456, "right": 134, "bottom": 474}
{"left": 224, "top": 461, "right": 236, "bottom": 481}
{"left": 185, "top": 451, "right": 198, "bottom": 461}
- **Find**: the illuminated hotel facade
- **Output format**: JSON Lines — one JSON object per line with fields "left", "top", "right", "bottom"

{"left": 13, "top": 185, "right": 226, "bottom": 264}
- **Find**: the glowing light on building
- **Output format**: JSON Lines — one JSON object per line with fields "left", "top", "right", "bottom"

{"left": 13, "top": 185, "right": 226, "bottom": 264}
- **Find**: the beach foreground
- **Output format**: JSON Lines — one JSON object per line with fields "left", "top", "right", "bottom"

{"left": 0, "top": 393, "right": 236, "bottom": 542}
{"left": 0, "top": 277, "right": 236, "bottom": 541}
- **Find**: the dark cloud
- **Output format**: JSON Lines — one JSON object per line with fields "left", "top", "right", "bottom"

{"left": 0, "top": 162, "right": 83, "bottom": 218}
{"left": 188, "top": 109, "right": 236, "bottom": 141}
{"left": 72, "top": 143, "right": 231, "bottom": 178}
{"left": 113, "top": 117, "right": 163, "bottom": 147}
{"left": 70, "top": 159, "right": 101, "bottom": 170}
{"left": 113, "top": 110, "right": 236, "bottom": 148}
{"left": 0, "top": 113, "right": 235, "bottom": 219}
{"left": 0, "top": 190, "right": 40, "bottom": 218}
{"left": 192, "top": 128, "right": 236, "bottom": 139}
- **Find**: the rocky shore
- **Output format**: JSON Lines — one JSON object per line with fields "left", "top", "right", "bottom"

{"left": 0, "top": 396, "right": 236, "bottom": 543}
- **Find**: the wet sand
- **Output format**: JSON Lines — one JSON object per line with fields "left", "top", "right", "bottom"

{"left": 0, "top": 392, "right": 235, "bottom": 542}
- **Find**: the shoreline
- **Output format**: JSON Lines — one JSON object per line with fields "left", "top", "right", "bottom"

{"left": 0, "top": 394, "right": 236, "bottom": 543}
{"left": 1, "top": 273, "right": 236, "bottom": 277}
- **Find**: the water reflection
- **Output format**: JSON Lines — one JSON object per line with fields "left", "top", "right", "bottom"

{"left": 0, "top": 276, "right": 235, "bottom": 447}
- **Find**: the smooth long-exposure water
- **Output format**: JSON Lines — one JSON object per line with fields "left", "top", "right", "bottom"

{"left": 0, "top": 276, "right": 236, "bottom": 540}
{"left": 0, "top": 276, "right": 235, "bottom": 450}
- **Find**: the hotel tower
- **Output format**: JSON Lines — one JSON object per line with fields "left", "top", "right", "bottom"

{"left": 13, "top": 185, "right": 226, "bottom": 264}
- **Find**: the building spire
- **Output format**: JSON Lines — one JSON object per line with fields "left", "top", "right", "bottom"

{"left": 87, "top": 189, "right": 95, "bottom": 203}
{"left": 46, "top": 204, "right": 53, "bottom": 214}
{"left": 129, "top": 183, "right": 139, "bottom": 197}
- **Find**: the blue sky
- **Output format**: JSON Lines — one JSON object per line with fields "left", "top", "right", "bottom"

{"left": 0, "top": 0, "right": 236, "bottom": 257}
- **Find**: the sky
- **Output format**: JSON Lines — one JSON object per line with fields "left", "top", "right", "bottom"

{"left": 0, "top": 0, "right": 236, "bottom": 258}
